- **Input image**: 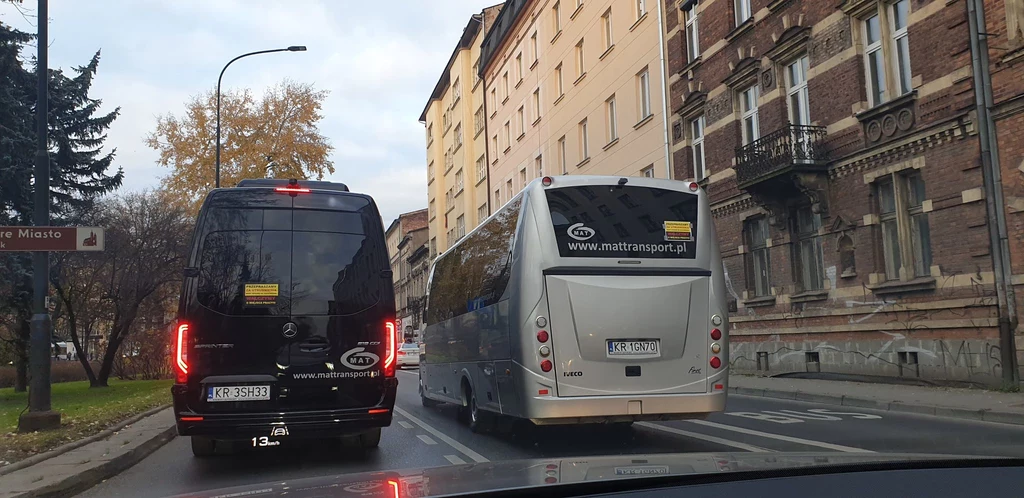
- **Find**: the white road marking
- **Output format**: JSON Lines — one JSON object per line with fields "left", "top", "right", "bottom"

{"left": 417, "top": 435, "right": 437, "bottom": 445}
{"left": 444, "top": 454, "right": 467, "bottom": 465}
{"left": 636, "top": 422, "right": 773, "bottom": 452}
{"left": 686, "top": 420, "right": 875, "bottom": 453}
{"left": 398, "top": 421, "right": 414, "bottom": 429}
{"left": 394, "top": 406, "right": 490, "bottom": 463}
{"left": 397, "top": 369, "right": 418, "bottom": 376}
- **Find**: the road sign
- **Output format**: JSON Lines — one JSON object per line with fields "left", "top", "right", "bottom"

{"left": 0, "top": 227, "right": 104, "bottom": 251}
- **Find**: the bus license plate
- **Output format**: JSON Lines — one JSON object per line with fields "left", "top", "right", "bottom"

{"left": 207, "top": 385, "right": 270, "bottom": 402}
{"left": 607, "top": 340, "right": 660, "bottom": 358}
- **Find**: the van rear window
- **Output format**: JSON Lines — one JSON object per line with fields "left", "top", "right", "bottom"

{"left": 195, "top": 206, "right": 384, "bottom": 316}
{"left": 545, "top": 185, "right": 698, "bottom": 259}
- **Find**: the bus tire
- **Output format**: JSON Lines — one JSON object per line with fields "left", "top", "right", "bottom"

{"left": 191, "top": 436, "right": 216, "bottom": 457}
{"left": 467, "top": 387, "right": 495, "bottom": 434}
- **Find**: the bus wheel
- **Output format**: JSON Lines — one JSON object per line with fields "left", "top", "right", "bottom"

{"left": 420, "top": 383, "right": 438, "bottom": 408}
{"left": 467, "top": 388, "right": 495, "bottom": 434}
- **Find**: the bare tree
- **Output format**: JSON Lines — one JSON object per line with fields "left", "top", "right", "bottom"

{"left": 51, "top": 191, "right": 191, "bottom": 387}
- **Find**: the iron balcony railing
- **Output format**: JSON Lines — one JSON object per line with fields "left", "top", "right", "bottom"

{"left": 735, "top": 124, "right": 829, "bottom": 187}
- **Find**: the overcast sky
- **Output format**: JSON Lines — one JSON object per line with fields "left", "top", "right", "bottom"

{"left": 1, "top": 0, "right": 492, "bottom": 224}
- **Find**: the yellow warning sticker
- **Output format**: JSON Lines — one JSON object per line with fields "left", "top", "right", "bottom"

{"left": 664, "top": 221, "right": 693, "bottom": 242}
{"left": 244, "top": 283, "right": 279, "bottom": 297}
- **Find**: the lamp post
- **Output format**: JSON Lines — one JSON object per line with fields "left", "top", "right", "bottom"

{"left": 215, "top": 46, "right": 306, "bottom": 188}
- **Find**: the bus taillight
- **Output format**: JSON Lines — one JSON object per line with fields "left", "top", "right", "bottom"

{"left": 537, "top": 330, "right": 549, "bottom": 343}
{"left": 710, "top": 356, "right": 722, "bottom": 369}
{"left": 540, "top": 359, "right": 553, "bottom": 372}
{"left": 710, "top": 328, "right": 722, "bottom": 340}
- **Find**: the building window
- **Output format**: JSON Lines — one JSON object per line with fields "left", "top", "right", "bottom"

{"left": 786, "top": 56, "right": 810, "bottom": 125}
{"left": 520, "top": 168, "right": 527, "bottom": 188}
{"left": 474, "top": 106, "right": 485, "bottom": 135}
{"left": 503, "top": 120, "right": 511, "bottom": 150}
{"left": 428, "top": 160, "right": 435, "bottom": 182}
{"left": 739, "top": 84, "right": 760, "bottom": 145}
{"left": 476, "top": 155, "right": 486, "bottom": 182}
{"left": 454, "top": 123, "right": 463, "bottom": 149}
{"left": 876, "top": 172, "right": 931, "bottom": 280}
{"left": 602, "top": 9, "right": 613, "bottom": 51}
{"left": 535, "top": 155, "right": 543, "bottom": 177}
{"left": 532, "top": 88, "right": 541, "bottom": 121}
{"left": 516, "top": 106, "right": 525, "bottom": 138}
{"left": 445, "top": 146, "right": 454, "bottom": 171}
{"left": 495, "top": 188, "right": 501, "bottom": 207}
{"left": 863, "top": 0, "right": 912, "bottom": 107}
{"left": 744, "top": 216, "right": 771, "bottom": 298}
{"left": 637, "top": 67, "right": 652, "bottom": 120}
{"left": 793, "top": 206, "right": 824, "bottom": 292}
{"left": 455, "top": 168, "right": 464, "bottom": 194}
{"left": 516, "top": 53, "right": 523, "bottom": 84}
{"left": 691, "top": 115, "right": 706, "bottom": 180}
{"left": 506, "top": 179, "right": 513, "bottom": 200}
{"left": 456, "top": 215, "right": 465, "bottom": 240}
{"left": 452, "top": 77, "right": 461, "bottom": 102}
{"left": 426, "top": 124, "right": 433, "bottom": 146}
{"left": 685, "top": 3, "right": 699, "bottom": 62}
{"left": 558, "top": 136, "right": 567, "bottom": 174}
{"left": 442, "top": 106, "right": 450, "bottom": 131}
{"left": 491, "top": 134, "right": 498, "bottom": 163}
{"left": 579, "top": 119, "right": 589, "bottom": 161}
{"left": 641, "top": 165, "right": 654, "bottom": 177}
{"left": 555, "top": 64, "right": 564, "bottom": 98}
{"left": 430, "top": 238, "right": 436, "bottom": 258}
{"left": 636, "top": 0, "right": 646, "bottom": 18}
{"left": 606, "top": 95, "right": 618, "bottom": 142}
{"left": 735, "top": 0, "right": 751, "bottom": 26}
{"left": 429, "top": 199, "right": 436, "bottom": 219}
{"left": 575, "top": 39, "right": 585, "bottom": 78}
{"left": 553, "top": 1, "right": 561, "bottom": 33}
{"left": 445, "top": 187, "right": 454, "bottom": 212}
{"left": 478, "top": 204, "right": 488, "bottom": 222}
{"left": 490, "top": 88, "right": 497, "bottom": 113}
{"left": 502, "top": 71, "right": 509, "bottom": 101}
{"left": 531, "top": 32, "right": 539, "bottom": 64}
{"left": 473, "top": 59, "right": 480, "bottom": 87}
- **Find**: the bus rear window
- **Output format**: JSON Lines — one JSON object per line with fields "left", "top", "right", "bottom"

{"left": 545, "top": 185, "right": 698, "bottom": 259}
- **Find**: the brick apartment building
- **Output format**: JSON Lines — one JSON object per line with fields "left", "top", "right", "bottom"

{"left": 385, "top": 209, "right": 429, "bottom": 337}
{"left": 664, "top": 0, "right": 1024, "bottom": 384}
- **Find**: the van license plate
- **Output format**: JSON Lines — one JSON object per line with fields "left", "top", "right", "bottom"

{"left": 607, "top": 340, "right": 660, "bottom": 358}
{"left": 207, "top": 385, "right": 270, "bottom": 402}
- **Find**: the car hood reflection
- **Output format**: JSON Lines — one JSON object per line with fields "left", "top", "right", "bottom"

{"left": 165, "top": 451, "right": 988, "bottom": 498}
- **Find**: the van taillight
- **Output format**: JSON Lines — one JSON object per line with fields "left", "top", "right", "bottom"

{"left": 175, "top": 323, "right": 189, "bottom": 383}
{"left": 383, "top": 321, "right": 396, "bottom": 377}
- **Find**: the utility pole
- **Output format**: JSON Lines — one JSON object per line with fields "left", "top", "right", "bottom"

{"left": 19, "top": 0, "right": 61, "bottom": 432}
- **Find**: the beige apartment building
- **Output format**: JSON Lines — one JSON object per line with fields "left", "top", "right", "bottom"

{"left": 420, "top": 5, "right": 504, "bottom": 257}
{"left": 478, "top": 0, "right": 673, "bottom": 211}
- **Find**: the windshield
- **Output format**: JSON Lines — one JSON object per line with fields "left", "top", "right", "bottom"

{"left": 3, "top": 1, "right": 1023, "bottom": 498}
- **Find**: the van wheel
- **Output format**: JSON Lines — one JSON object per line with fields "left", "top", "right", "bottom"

{"left": 420, "top": 384, "right": 438, "bottom": 408}
{"left": 359, "top": 428, "right": 382, "bottom": 449}
{"left": 191, "top": 436, "right": 216, "bottom": 457}
{"left": 467, "top": 388, "right": 495, "bottom": 434}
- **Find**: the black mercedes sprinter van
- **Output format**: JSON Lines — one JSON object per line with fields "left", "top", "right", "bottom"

{"left": 171, "top": 179, "right": 398, "bottom": 456}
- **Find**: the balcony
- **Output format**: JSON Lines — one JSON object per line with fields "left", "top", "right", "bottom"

{"left": 736, "top": 125, "right": 831, "bottom": 228}
{"left": 735, "top": 125, "right": 829, "bottom": 189}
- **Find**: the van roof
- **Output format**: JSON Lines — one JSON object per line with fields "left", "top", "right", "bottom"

{"left": 235, "top": 178, "right": 350, "bottom": 192}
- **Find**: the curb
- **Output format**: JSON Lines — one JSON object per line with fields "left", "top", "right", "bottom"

{"left": 15, "top": 424, "right": 177, "bottom": 498}
{"left": 0, "top": 403, "right": 172, "bottom": 477}
{"left": 729, "top": 387, "right": 1023, "bottom": 427}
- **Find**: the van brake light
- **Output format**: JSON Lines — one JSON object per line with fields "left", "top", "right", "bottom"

{"left": 274, "top": 186, "right": 311, "bottom": 194}
{"left": 383, "top": 321, "right": 396, "bottom": 377}
{"left": 175, "top": 323, "right": 189, "bottom": 383}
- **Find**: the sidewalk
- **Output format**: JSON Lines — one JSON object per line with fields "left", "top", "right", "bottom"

{"left": 0, "top": 408, "right": 176, "bottom": 498}
{"left": 729, "top": 374, "right": 1024, "bottom": 426}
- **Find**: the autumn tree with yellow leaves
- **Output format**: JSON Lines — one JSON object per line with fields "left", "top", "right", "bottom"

{"left": 147, "top": 80, "right": 335, "bottom": 214}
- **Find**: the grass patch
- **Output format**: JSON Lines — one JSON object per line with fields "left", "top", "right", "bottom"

{"left": 0, "top": 379, "right": 172, "bottom": 467}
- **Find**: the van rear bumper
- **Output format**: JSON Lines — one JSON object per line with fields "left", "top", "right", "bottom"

{"left": 524, "top": 390, "right": 727, "bottom": 425}
{"left": 172, "top": 378, "right": 397, "bottom": 439}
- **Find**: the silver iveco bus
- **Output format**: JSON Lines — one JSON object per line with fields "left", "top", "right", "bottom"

{"left": 419, "top": 175, "right": 728, "bottom": 432}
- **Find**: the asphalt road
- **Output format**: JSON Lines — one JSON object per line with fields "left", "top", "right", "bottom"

{"left": 77, "top": 368, "right": 1024, "bottom": 498}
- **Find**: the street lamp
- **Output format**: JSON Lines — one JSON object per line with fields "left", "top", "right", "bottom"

{"left": 215, "top": 45, "right": 306, "bottom": 188}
